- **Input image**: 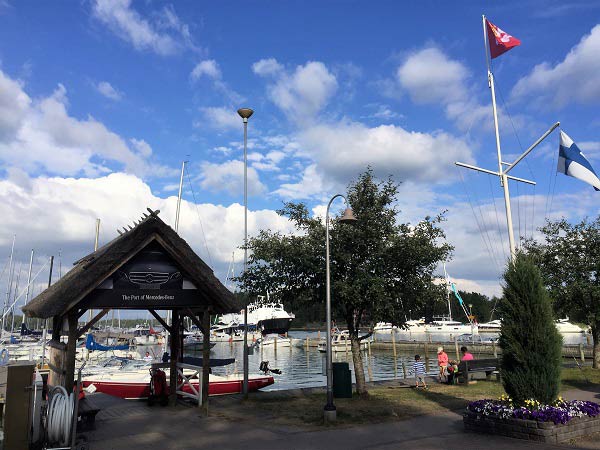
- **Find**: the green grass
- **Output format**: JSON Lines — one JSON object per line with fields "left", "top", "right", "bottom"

{"left": 210, "top": 367, "right": 600, "bottom": 429}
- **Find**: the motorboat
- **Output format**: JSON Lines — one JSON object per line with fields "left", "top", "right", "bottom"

{"left": 425, "top": 317, "right": 477, "bottom": 335}
{"left": 212, "top": 295, "right": 295, "bottom": 338}
{"left": 317, "top": 330, "right": 369, "bottom": 353}
{"left": 81, "top": 359, "right": 274, "bottom": 399}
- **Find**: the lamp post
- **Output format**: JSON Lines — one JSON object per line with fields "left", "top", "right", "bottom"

{"left": 324, "top": 194, "right": 357, "bottom": 423}
{"left": 238, "top": 107, "right": 253, "bottom": 398}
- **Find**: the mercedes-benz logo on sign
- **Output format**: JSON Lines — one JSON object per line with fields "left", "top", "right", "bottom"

{"left": 145, "top": 274, "right": 154, "bottom": 283}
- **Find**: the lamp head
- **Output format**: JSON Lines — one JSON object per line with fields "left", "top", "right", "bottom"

{"left": 237, "top": 108, "right": 254, "bottom": 120}
{"left": 339, "top": 208, "right": 357, "bottom": 224}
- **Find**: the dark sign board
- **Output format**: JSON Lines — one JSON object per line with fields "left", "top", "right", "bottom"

{"left": 81, "top": 243, "right": 204, "bottom": 309}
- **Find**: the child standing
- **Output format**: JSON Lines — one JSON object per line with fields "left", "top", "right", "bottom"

{"left": 437, "top": 347, "right": 448, "bottom": 382}
{"left": 414, "top": 354, "right": 427, "bottom": 389}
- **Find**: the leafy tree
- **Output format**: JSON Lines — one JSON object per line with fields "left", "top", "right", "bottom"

{"left": 239, "top": 169, "right": 452, "bottom": 395}
{"left": 499, "top": 253, "right": 562, "bottom": 404}
{"left": 524, "top": 217, "right": 600, "bottom": 368}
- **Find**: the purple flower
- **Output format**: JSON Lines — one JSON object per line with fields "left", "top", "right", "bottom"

{"left": 466, "top": 399, "right": 600, "bottom": 424}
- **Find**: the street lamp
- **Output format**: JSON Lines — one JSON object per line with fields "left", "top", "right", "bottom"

{"left": 238, "top": 107, "right": 253, "bottom": 398}
{"left": 324, "top": 194, "right": 357, "bottom": 423}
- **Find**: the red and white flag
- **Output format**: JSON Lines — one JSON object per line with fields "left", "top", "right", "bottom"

{"left": 486, "top": 19, "right": 521, "bottom": 59}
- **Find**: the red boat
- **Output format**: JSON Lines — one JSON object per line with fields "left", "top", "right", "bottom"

{"left": 81, "top": 360, "right": 274, "bottom": 399}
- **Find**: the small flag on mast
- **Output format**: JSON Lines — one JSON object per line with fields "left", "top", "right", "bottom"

{"left": 486, "top": 19, "right": 521, "bottom": 59}
{"left": 558, "top": 131, "right": 600, "bottom": 191}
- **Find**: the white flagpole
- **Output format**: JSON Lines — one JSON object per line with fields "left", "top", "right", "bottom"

{"left": 482, "top": 14, "right": 516, "bottom": 261}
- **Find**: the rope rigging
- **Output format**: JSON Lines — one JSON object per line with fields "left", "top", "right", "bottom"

{"left": 184, "top": 166, "right": 214, "bottom": 269}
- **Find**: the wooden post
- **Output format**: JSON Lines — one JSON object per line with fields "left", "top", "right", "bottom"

{"left": 424, "top": 343, "right": 430, "bottom": 373}
{"left": 455, "top": 339, "right": 460, "bottom": 361}
{"left": 274, "top": 335, "right": 277, "bottom": 351}
{"left": 402, "top": 361, "right": 407, "bottom": 379}
{"left": 580, "top": 343, "right": 585, "bottom": 363}
{"left": 169, "top": 309, "right": 180, "bottom": 406}
{"left": 64, "top": 313, "right": 78, "bottom": 389}
{"left": 391, "top": 329, "right": 397, "bottom": 359}
{"left": 305, "top": 336, "right": 309, "bottom": 349}
{"left": 201, "top": 311, "right": 210, "bottom": 415}
{"left": 493, "top": 341, "right": 498, "bottom": 358}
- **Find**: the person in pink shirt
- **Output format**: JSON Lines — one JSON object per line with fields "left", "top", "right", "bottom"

{"left": 437, "top": 347, "right": 449, "bottom": 382}
{"left": 460, "top": 346, "right": 474, "bottom": 361}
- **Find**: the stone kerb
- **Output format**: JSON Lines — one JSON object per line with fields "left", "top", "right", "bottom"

{"left": 464, "top": 410, "right": 600, "bottom": 443}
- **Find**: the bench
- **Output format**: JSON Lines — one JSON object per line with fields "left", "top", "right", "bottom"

{"left": 454, "top": 358, "right": 500, "bottom": 385}
{"left": 77, "top": 397, "right": 101, "bottom": 431}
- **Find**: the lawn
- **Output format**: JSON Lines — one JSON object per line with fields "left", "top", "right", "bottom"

{"left": 210, "top": 367, "right": 600, "bottom": 429}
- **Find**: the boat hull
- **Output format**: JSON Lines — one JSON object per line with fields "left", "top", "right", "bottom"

{"left": 82, "top": 375, "right": 274, "bottom": 400}
{"left": 258, "top": 318, "right": 293, "bottom": 335}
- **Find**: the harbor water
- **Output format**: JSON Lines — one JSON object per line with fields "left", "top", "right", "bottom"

{"left": 129, "top": 328, "right": 593, "bottom": 392}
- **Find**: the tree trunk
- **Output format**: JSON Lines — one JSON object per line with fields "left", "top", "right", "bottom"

{"left": 350, "top": 334, "right": 368, "bottom": 396}
{"left": 592, "top": 325, "right": 600, "bottom": 369}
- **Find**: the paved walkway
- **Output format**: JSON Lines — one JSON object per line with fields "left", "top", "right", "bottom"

{"left": 80, "top": 385, "right": 600, "bottom": 450}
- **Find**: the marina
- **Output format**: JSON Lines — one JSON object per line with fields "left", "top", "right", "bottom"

{"left": 1, "top": 3, "right": 599, "bottom": 449}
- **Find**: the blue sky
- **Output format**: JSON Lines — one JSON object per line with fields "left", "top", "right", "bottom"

{"left": 0, "top": 0, "right": 599, "bottom": 312}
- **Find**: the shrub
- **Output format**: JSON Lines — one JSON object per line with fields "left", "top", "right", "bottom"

{"left": 498, "top": 253, "right": 563, "bottom": 405}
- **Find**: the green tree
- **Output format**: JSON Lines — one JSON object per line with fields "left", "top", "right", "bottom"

{"left": 499, "top": 253, "right": 562, "bottom": 404}
{"left": 525, "top": 217, "right": 600, "bottom": 368}
{"left": 239, "top": 169, "right": 452, "bottom": 395}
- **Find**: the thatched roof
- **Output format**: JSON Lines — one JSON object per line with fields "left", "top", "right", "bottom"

{"left": 22, "top": 209, "right": 239, "bottom": 319}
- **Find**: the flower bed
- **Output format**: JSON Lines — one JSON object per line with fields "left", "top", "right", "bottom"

{"left": 464, "top": 397, "right": 600, "bottom": 443}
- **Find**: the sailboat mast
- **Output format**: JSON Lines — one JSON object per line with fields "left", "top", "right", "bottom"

{"left": 24, "top": 249, "right": 34, "bottom": 329}
{"left": 482, "top": 14, "right": 516, "bottom": 261}
{"left": 175, "top": 161, "right": 186, "bottom": 233}
{"left": 90, "top": 218, "right": 100, "bottom": 324}
{"left": 2, "top": 235, "right": 16, "bottom": 334}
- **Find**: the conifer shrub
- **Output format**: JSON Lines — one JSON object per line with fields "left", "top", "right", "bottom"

{"left": 498, "top": 253, "right": 563, "bottom": 405}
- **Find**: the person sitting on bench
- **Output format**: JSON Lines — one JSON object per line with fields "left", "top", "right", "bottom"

{"left": 460, "top": 346, "right": 474, "bottom": 361}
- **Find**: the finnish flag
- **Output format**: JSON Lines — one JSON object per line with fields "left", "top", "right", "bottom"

{"left": 557, "top": 131, "right": 600, "bottom": 191}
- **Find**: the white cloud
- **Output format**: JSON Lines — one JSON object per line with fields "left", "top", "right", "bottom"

{"left": 255, "top": 59, "right": 338, "bottom": 123}
{"left": 197, "top": 106, "right": 241, "bottom": 131}
{"left": 199, "top": 160, "right": 266, "bottom": 196}
{"left": 91, "top": 0, "right": 194, "bottom": 56}
{"left": 130, "top": 138, "right": 152, "bottom": 157}
{"left": 512, "top": 25, "right": 600, "bottom": 108}
{"left": 95, "top": 81, "right": 122, "bottom": 101}
{"left": 296, "top": 120, "right": 474, "bottom": 191}
{"left": 0, "top": 69, "right": 173, "bottom": 178}
{"left": 0, "top": 70, "right": 31, "bottom": 140}
{"left": 190, "top": 60, "right": 244, "bottom": 104}
{"left": 0, "top": 172, "right": 295, "bottom": 301}
{"left": 252, "top": 58, "right": 283, "bottom": 76}
{"left": 397, "top": 47, "right": 468, "bottom": 105}
{"left": 190, "top": 59, "right": 221, "bottom": 80}
{"left": 274, "top": 164, "right": 331, "bottom": 200}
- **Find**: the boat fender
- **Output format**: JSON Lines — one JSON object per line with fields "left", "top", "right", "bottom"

{"left": 0, "top": 348, "right": 9, "bottom": 365}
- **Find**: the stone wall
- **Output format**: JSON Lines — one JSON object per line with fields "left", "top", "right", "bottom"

{"left": 463, "top": 410, "right": 600, "bottom": 443}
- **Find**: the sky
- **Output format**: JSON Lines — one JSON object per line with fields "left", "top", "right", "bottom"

{"left": 0, "top": 0, "right": 599, "bottom": 318}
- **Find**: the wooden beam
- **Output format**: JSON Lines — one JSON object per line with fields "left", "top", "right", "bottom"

{"left": 65, "top": 313, "right": 79, "bottom": 389}
{"left": 148, "top": 309, "right": 171, "bottom": 334}
{"left": 201, "top": 311, "right": 210, "bottom": 415}
{"left": 77, "top": 308, "right": 110, "bottom": 338}
{"left": 169, "top": 309, "right": 180, "bottom": 405}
